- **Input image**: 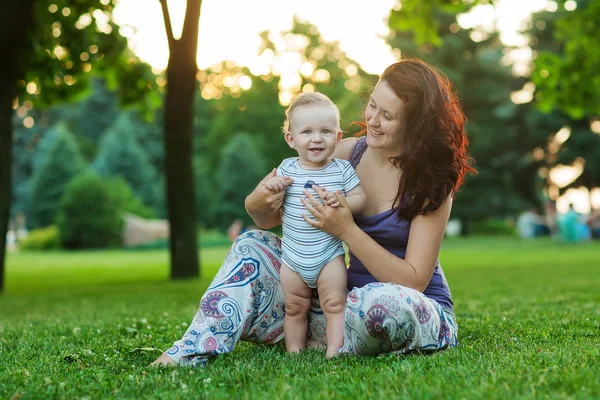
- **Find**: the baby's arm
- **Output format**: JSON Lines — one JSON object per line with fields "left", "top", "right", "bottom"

{"left": 322, "top": 185, "right": 366, "bottom": 214}
{"left": 343, "top": 185, "right": 367, "bottom": 214}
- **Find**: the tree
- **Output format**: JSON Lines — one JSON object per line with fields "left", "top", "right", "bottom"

{"left": 1, "top": 2, "right": 34, "bottom": 293}
{"left": 159, "top": 0, "right": 202, "bottom": 279}
{"left": 531, "top": 0, "right": 600, "bottom": 118}
{"left": 528, "top": 9, "right": 600, "bottom": 196}
{"left": 389, "top": 0, "right": 600, "bottom": 118}
{"left": 93, "top": 112, "right": 162, "bottom": 213}
{"left": 1, "top": 0, "right": 155, "bottom": 291}
{"left": 29, "top": 124, "right": 86, "bottom": 229}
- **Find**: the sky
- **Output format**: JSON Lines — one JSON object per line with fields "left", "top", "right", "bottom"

{"left": 113, "top": 0, "right": 551, "bottom": 75}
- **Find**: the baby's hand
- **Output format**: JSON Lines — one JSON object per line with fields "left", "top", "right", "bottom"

{"left": 323, "top": 189, "right": 341, "bottom": 208}
{"left": 263, "top": 175, "right": 289, "bottom": 194}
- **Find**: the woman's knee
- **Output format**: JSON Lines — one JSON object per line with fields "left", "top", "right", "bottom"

{"left": 346, "top": 284, "right": 418, "bottom": 327}
{"left": 234, "top": 229, "right": 277, "bottom": 246}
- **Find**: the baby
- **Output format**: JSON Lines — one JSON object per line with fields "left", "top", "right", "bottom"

{"left": 263, "top": 92, "right": 366, "bottom": 357}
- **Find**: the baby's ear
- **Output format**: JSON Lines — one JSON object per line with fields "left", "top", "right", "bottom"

{"left": 336, "top": 130, "right": 343, "bottom": 144}
{"left": 284, "top": 131, "right": 295, "bottom": 149}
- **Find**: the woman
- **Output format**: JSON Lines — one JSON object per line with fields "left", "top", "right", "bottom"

{"left": 152, "top": 58, "right": 475, "bottom": 367}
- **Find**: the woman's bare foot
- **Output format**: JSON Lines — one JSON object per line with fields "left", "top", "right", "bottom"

{"left": 149, "top": 353, "right": 177, "bottom": 368}
{"left": 306, "top": 339, "right": 326, "bottom": 350}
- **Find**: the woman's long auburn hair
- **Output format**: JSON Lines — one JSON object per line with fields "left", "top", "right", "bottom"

{"left": 359, "top": 59, "right": 476, "bottom": 221}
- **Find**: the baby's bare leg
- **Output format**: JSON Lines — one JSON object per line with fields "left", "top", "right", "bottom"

{"left": 316, "top": 256, "right": 347, "bottom": 358}
{"left": 280, "top": 263, "right": 312, "bottom": 353}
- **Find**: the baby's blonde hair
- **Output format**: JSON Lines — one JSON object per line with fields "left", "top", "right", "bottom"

{"left": 282, "top": 92, "right": 340, "bottom": 134}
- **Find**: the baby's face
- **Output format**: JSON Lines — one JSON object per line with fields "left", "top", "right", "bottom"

{"left": 285, "top": 104, "right": 342, "bottom": 169}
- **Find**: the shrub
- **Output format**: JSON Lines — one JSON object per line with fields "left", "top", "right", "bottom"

{"left": 18, "top": 226, "right": 61, "bottom": 251}
{"left": 57, "top": 174, "right": 123, "bottom": 249}
{"left": 469, "top": 218, "right": 517, "bottom": 236}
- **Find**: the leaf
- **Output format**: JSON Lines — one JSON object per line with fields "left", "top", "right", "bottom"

{"left": 128, "top": 347, "right": 163, "bottom": 354}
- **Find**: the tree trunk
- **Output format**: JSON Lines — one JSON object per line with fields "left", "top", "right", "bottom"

{"left": 0, "top": 1, "right": 34, "bottom": 293}
{"left": 163, "top": 0, "right": 202, "bottom": 279}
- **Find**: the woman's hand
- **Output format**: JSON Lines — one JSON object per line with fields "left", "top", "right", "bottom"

{"left": 300, "top": 185, "right": 356, "bottom": 239}
{"left": 245, "top": 168, "right": 293, "bottom": 229}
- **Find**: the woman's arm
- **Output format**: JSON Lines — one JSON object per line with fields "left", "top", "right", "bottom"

{"left": 346, "top": 197, "right": 451, "bottom": 291}
{"left": 302, "top": 188, "right": 452, "bottom": 292}
{"left": 244, "top": 168, "right": 293, "bottom": 229}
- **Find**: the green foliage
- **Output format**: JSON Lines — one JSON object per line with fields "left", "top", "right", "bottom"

{"left": 388, "top": 0, "right": 469, "bottom": 46}
{"left": 28, "top": 123, "right": 86, "bottom": 228}
{"left": 93, "top": 112, "right": 163, "bottom": 214}
{"left": 194, "top": 156, "right": 218, "bottom": 228}
{"left": 532, "top": 0, "right": 600, "bottom": 118}
{"left": 56, "top": 174, "right": 123, "bottom": 249}
{"left": 388, "top": 0, "right": 600, "bottom": 118}
{"left": 18, "top": 225, "right": 61, "bottom": 251}
{"left": 19, "top": 1, "right": 158, "bottom": 111}
{"left": 67, "top": 78, "right": 120, "bottom": 161}
{"left": 528, "top": 9, "right": 600, "bottom": 190}
{"left": 214, "top": 133, "right": 267, "bottom": 230}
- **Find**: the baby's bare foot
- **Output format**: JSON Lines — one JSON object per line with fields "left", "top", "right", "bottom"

{"left": 306, "top": 340, "right": 326, "bottom": 349}
{"left": 326, "top": 348, "right": 340, "bottom": 359}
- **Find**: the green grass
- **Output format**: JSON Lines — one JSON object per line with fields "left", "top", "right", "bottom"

{"left": 1, "top": 237, "right": 598, "bottom": 399}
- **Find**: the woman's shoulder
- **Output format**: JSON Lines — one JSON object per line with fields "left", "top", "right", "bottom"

{"left": 332, "top": 137, "right": 359, "bottom": 161}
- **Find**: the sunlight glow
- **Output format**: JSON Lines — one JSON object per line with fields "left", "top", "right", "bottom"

{"left": 564, "top": 0, "right": 577, "bottom": 11}
{"left": 511, "top": 82, "right": 535, "bottom": 104}
{"left": 113, "top": 0, "right": 397, "bottom": 75}
{"left": 591, "top": 188, "right": 600, "bottom": 209}
{"left": 557, "top": 187, "right": 590, "bottom": 214}
{"left": 112, "top": 0, "right": 555, "bottom": 88}
{"left": 549, "top": 159, "right": 584, "bottom": 189}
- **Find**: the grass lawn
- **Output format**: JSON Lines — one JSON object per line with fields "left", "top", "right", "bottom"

{"left": 1, "top": 237, "right": 598, "bottom": 399}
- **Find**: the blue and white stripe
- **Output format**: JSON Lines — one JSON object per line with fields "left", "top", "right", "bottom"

{"left": 277, "top": 157, "right": 360, "bottom": 288}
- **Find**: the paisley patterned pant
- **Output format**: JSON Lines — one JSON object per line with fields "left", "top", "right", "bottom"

{"left": 165, "top": 231, "right": 458, "bottom": 366}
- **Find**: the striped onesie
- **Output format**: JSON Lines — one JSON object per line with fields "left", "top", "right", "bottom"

{"left": 277, "top": 157, "right": 361, "bottom": 288}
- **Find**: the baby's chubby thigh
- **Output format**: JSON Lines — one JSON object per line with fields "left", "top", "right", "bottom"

{"left": 280, "top": 263, "right": 313, "bottom": 317}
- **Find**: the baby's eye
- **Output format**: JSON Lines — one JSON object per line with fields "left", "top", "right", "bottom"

{"left": 302, "top": 130, "right": 312, "bottom": 134}
{"left": 323, "top": 130, "right": 331, "bottom": 134}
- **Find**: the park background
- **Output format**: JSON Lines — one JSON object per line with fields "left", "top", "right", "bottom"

{"left": 1, "top": 0, "right": 598, "bottom": 398}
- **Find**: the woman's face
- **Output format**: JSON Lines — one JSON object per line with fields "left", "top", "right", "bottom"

{"left": 364, "top": 80, "right": 405, "bottom": 152}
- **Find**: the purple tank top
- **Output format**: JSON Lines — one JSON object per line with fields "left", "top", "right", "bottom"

{"left": 347, "top": 137, "right": 454, "bottom": 311}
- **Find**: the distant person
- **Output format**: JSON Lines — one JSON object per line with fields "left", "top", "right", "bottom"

{"left": 557, "top": 204, "right": 588, "bottom": 242}
{"left": 588, "top": 209, "right": 600, "bottom": 239}
{"left": 517, "top": 207, "right": 548, "bottom": 239}
{"left": 226, "top": 219, "right": 244, "bottom": 242}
